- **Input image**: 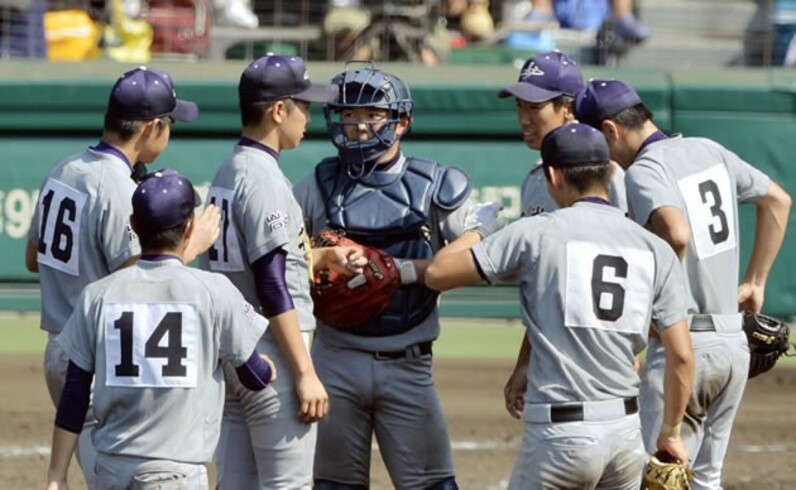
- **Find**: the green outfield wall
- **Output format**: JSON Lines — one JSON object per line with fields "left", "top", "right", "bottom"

{"left": 0, "top": 62, "right": 794, "bottom": 317}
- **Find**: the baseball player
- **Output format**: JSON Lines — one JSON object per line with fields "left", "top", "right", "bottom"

{"left": 498, "top": 50, "right": 627, "bottom": 216}
{"left": 574, "top": 79, "right": 792, "bottom": 488}
{"left": 25, "top": 67, "right": 219, "bottom": 489}
{"left": 425, "top": 123, "right": 695, "bottom": 489}
{"left": 293, "top": 63, "right": 504, "bottom": 490}
{"left": 200, "top": 55, "right": 363, "bottom": 489}
{"left": 46, "top": 170, "right": 274, "bottom": 490}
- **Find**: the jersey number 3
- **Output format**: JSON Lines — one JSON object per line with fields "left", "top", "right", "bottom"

{"left": 104, "top": 303, "right": 198, "bottom": 387}
{"left": 565, "top": 241, "right": 655, "bottom": 333}
{"left": 678, "top": 164, "right": 736, "bottom": 260}
{"left": 37, "top": 179, "right": 87, "bottom": 276}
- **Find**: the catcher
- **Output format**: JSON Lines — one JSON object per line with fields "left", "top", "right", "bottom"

{"left": 294, "top": 63, "right": 505, "bottom": 490}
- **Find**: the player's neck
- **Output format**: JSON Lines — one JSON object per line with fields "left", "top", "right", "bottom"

{"left": 100, "top": 131, "right": 139, "bottom": 167}
{"left": 627, "top": 121, "right": 659, "bottom": 161}
{"left": 241, "top": 127, "right": 280, "bottom": 153}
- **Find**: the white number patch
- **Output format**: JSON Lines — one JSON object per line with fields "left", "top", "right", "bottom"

{"left": 207, "top": 187, "right": 244, "bottom": 272}
{"left": 677, "top": 164, "right": 736, "bottom": 260}
{"left": 104, "top": 303, "right": 198, "bottom": 388}
{"left": 564, "top": 241, "right": 655, "bottom": 334}
{"left": 36, "top": 179, "right": 87, "bottom": 276}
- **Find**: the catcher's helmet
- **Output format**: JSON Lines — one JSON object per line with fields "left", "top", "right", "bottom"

{"left": 325, "top": 63, "right": 414, "bottom": 178}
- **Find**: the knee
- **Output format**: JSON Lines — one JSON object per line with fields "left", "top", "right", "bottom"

{"left": 314, "top": 479, "right": 368, "bottom": 490}
{"left": 425, "top": 477, "right": 459, "bottom": 490}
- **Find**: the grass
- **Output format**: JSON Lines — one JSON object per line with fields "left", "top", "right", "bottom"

{"left": 0, "top": 313, "right": 47, "bottom": 353}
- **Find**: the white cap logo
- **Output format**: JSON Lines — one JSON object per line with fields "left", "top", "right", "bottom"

{"left": 303, "top": 70, "right": 310, "bottom": 81}
{"left": 520, "top": 61, "right": 545, "bottom": 79}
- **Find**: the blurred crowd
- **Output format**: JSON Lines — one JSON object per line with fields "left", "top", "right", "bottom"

{"left": 0, "top": 0, "right": 792, "bottom": 68}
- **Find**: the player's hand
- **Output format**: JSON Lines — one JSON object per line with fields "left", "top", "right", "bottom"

{"left": 183, "top": 204, "right": 221, "bottom": 263}
{"left": 259, "top": 353, "right": 277, "bottom": 383}
{"left": 738, "top": 282, "right": 765, "bottom": 313}
{"left": 503, "top": 367, "right": 527, "bottom": 420}
{"left": 316, "top": 246, "right": 366, "bottom": 276}
{"left": 464, "top": 202, "right": 507, "bottom": 238}
{"left": 295, "top": 371, "right": 329, "bottom": 423}
{"left": 656, "top": 435, "right": 689, "bottom": 466}
{"left": 46, "top": 480, "right": 68, "bottom": 490}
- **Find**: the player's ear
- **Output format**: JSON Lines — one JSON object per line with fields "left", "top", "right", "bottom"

{"left": 129, "top": 214, "right": 140, "bottom": 236}
{"left": 395, "top": 115, "right": 412, "bottom": 137}
{"left": 600, "top": 119, "right": 619, "bottom": 143}
{"left": 183, "top": 216, "right": 195, "bottom": 243}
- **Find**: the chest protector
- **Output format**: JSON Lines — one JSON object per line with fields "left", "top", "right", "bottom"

{"left": 315, "top": 156, "right": 471, "bottom": 336}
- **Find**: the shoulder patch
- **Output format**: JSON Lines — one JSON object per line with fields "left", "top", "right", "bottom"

{"left": 433, "top": 165, "right": 472, "bottom": 210}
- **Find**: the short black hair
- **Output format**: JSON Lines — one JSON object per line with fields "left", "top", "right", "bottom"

{"left": 551, "top": 94, "right": 574, "bottom": 111}
{"left": 103, "top": 116, "right": 146, "bottom": 141}
{"left": 543, "top": 163, "right": 612, "bottom": 194}
{"left": 240, "top": 98, "right": 297, "bottom": 128}
{"left": 135, "top": 218, "right": 190, "bottom": 252}
{"left": 612, "top": 103, "right": 653, "bottom": 131}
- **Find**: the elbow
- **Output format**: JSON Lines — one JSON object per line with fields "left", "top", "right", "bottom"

{"left": 424, "top": 262, "right": 447, "bottom": 292}
{"left": 669, "top": 229, "right": 691, "bottom": 261}
{"left": 25, "top": 243, "right": 39, "bottom": 273}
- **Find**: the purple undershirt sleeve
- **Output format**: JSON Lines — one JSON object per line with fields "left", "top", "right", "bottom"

{"left": 54, "top": 361, "right": 92, "bottom": 434}
{"left": 252, "top": 247, "right": 295, "bottom": 317}
{"left": 234, "top": 350, "right": 273, "bottom": 391}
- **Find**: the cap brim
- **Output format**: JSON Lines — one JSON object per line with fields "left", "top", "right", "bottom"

{"left": 497, "top": 82, "right": 561, "bottom": 102}
{"left": 292, "top": 84, "right": 339, "bottom": 103}
{"left": 169, "top": 99, "right": 199, "bottom": 123}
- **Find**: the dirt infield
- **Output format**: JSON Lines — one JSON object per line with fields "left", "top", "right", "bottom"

{"left": 2, "top": 355, "right": 794, "bottom": 489}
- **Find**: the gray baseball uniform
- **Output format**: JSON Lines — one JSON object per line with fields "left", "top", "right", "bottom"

{"left": 626, "top": 135, "right": 770, "bottom": 489}
{"left": 56, "top": 257, "right": 265, "bottom": 489}
{"left": 471, "top": 201, "right": 688, "bottom": 489}
{"left": 294, "top": 153, "right": 472, "bottom": 489}
{"left": 28, "top": 147, "right": 141, "bottom": 489}
{"left": 521, "top": 160, "right": 628, "bottom": 216}
{"left": 199, "top": 143, "right": 316, "bottom": 490}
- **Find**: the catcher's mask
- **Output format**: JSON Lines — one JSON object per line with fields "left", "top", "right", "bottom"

{"left": 324, "top": 62, "right": 414, "bottom": 179}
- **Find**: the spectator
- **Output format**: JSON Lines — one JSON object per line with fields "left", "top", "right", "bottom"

{"left": 215, "top": 0, "right": 258, "bottom": 28}
{"left": 526, "top": 0, "right": 649, "bottom": 43}
{"left": 444, "top": 0, "right": 495, "bottom": 42}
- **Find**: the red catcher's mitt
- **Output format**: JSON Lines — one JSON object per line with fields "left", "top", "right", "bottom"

{"left": 311, "top": 230, "right": 401, "bottom": 329}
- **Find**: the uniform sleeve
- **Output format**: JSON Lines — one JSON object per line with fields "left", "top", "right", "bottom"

{"left": 470, "top": 218, "right": 536, "bottom": 284}
{"left": 722, "top": 147, "right": 770, "bottom": 203}
{"left": 216, "top": 278, "right": 268, "bottom": 366}
{"left": 238, "top": 175, "right": 292, "bottom": 263}
{"left": 650, "top": 244, "right": 688, "bottom": 331}
{"left": 56, "top": 288, "right": 98, "bottom": 372}
{"left": 292, "top": 172, "right": 326, "bottom": 238}
{"left": 625, "top": 159, "right": 681, "bottom": 227}
{"left": 609, "top": 163, "right": 628, "bottom": 214}
{"left": 98, "top": 177, "right": 140, "bottom": 271}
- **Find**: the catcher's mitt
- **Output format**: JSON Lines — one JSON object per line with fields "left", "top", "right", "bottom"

{"left": 311, "top": 230, "right": 401, "bottom": 330}
{"left": 743, "top": 311, "right": 791, "bottom": 379}
{"left": 643, "top": 452, "right": 693, "bottom": 490}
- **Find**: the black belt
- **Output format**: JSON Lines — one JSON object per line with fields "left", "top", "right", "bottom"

{"left": 373, "top": 341, "right": 433, "bottom": 361}
{"left": 550, "top": 397, "right": 638, "bottom": 423}
{"left": 690, "top": 315, "right": 716, "bottom": 332}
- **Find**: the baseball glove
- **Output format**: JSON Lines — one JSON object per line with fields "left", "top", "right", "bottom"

{"left": 743, "top": 311, "right": 792, "bottom": 379}
{"left": 311, "top": 230, "right": 401, "bottom": 330}
{"left": 643, "top": 452, "right": 693, "bottom": 490}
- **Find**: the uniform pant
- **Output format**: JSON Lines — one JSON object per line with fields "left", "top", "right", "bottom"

{"left": 312, "top": 337, "right": 456, "bottom": 490}
{"left": 509, "top": 407, "right": 644, "bottom": 489}
{"left": 94, "top": 453, "right": 208, "bottom": 490}
{"left": 216, "top": 333, "right": 316, "bottom": 490}
{"left": 45, "top": 333, "right": 98, "bottom": 490}
{"left": 640, "top": 331, "right": 749, "bottom": 490}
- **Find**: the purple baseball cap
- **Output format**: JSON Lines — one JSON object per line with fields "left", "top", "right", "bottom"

{"left": 239, "top": 55, "right": 338, "bottom": 104}
{"left": 541, "top": 123, "right": 610, "bottom": 168}
{"left": 574, "top": 79, "right": 643, "bottom": 128}
{"left": 498, "top": 51, "right": 584, "bottom": 102}
{"left": 106, "top": 67, "right": 198, "bottom": 122}
{"left": 132, "top": 169, "right": 201, "bottom": 231}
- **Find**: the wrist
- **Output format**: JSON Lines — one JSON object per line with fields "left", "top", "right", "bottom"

{"left": 393, "top": 258, "right": 418, "bottom": 284}
{"left": 659, "top": 422, "right": 682, "bottom": 439}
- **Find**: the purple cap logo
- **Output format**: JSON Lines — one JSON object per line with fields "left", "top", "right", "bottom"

{"left": 132, "top": 169, "right": 201, "bottom": 232}
{"left": 574, "top": 79, "right": 643, "bottom": 129}
{"left": 541, "top": 123, "right": 610, "bottom": 168}
{"left": 498, "top": 51, "right": 584, "bottom": 103}
{"left": 106, "top": 67, "right": 198, "bottom": 123}
{"left": 239, "top": 55, "right": 338, "bottom": 104}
